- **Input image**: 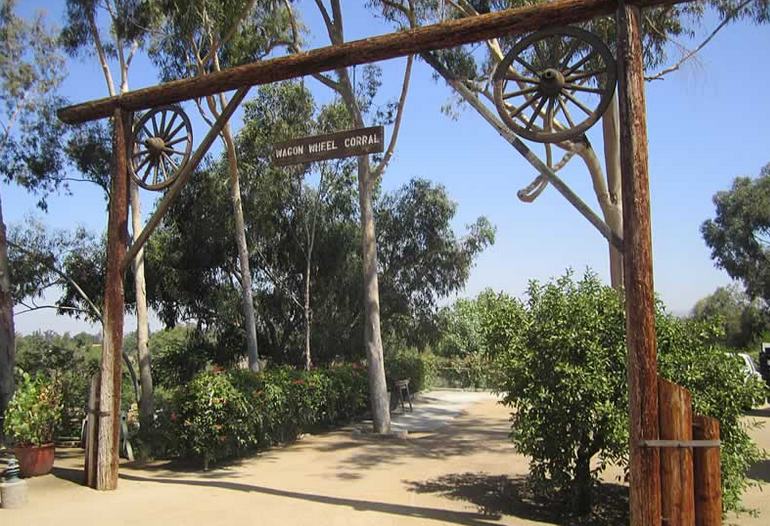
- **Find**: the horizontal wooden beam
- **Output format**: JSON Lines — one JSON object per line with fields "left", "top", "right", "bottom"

{"left": 58, "top": 0, "right": 687, "bottom": 124}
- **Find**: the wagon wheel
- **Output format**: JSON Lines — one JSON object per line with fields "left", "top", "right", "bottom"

{"left": 130, "top": 105, "right": 193, "bottom": 191}
{"left": 493, "top": 26, "right": 617, "bottom": 144}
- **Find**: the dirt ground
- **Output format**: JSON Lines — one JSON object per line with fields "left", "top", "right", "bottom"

{"left": 2, "top": 392, "right": 769, "bottom": 525}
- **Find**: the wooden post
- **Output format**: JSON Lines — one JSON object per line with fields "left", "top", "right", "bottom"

{"left": 84, "top": 372, "right": 100, "bottom": 487}
{"left": 693, "top": 416, "right": 722, "bottom": 526}
{"left": 658, "top": 377, "right": 695, "bottom": 525}
{"left": 95, "top": 109, "right": 131, "bottom": 490}
{"left": 617, "top": 2, "right": 661, "bottom": 524}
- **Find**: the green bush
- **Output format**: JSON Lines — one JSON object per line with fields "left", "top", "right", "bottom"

{"left": 150, "top": 327, "right": 212, "bottom": 388}
{"left": 434, "top": 354, "right": 495, "bottom": 389}
{"left": 497, "top": 271, "right": 627, "bottom": 514}
{"left": 495, "top": 269, "right": 766, "bottom": 515}
{"left": 384, "top": 348, "right": 436, "bottom": 393}
{"left": 158, "top": 364, "right": 368, "bottom": 468}
{"left": 3, "top": 370, "right": 63, "bottom": 447}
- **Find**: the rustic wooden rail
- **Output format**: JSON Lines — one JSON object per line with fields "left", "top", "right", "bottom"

{"left": 58, "top": 0, "right": 687, "bottom": 125}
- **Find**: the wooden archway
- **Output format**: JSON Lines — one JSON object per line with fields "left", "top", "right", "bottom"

{"left": 58, "top": 1, "right": 694, "bottom": 524}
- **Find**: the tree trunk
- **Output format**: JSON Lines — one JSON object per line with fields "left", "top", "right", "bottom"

{"left": 221, "top": 122, "right": 260, "bottom": 371}
{"left": 573, "top": 450, "right": 594, "bottom": 515}
{"left": 0, "top": 192, "right": 16, "bottom": 444}
{"left": 602, "top": 93, "right": 624, "bottom": 289}
{"left": 304, "top": 256, "right": 312, "bottom": 370}
{"left": 130, "top": 181, "right": 153, "bottom": 427}
{"left": 358, "top": 161, "right": 391, "bottom": 434}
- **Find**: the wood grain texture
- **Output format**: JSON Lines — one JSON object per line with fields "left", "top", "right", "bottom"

{"left": 96, "top": 109, "right": 130, "bottom": 490}
{"left": 659, "top": 378, "right": 695, "bottom": 525}
{"left": 693, "top": 415, "right": 722, "bottom": 526}
{"left": 617, "top": 3, "right": 661, "bottom": 525}
{"left": 58, "top": 0, "right": 689, "bottom": 125}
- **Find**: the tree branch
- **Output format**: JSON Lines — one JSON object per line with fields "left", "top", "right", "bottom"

{"left": 646, "top": 0, "right": 753, "bottom": 81}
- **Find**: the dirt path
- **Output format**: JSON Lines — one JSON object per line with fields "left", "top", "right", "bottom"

{"left": 2, "top": 392, "right": 768, "bottom": 525}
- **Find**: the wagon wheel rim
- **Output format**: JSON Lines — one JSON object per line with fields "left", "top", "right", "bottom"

{"left": 493, "top": 26, "right": 617, "bottom": 144}
{"left": 130, "top": 105, "right": 193, "bottom": 191}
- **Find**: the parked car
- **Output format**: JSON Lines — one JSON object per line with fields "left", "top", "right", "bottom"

{"left": 737, "top": 352, "right": 763, "bottom": 382}
{"left": 759, "top": 343, "right": 770, "bottom": 388}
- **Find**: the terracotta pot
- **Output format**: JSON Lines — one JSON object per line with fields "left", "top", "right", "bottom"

{"left": 14, "top": 443, "right": 55, "bottom": 477}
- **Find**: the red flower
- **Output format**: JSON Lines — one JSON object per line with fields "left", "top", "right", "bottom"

{"left": 170, "top": 412, "right": 178, "bottom": 422}
{"left": 292, "top": 379, "right": 305, "bottom": 385}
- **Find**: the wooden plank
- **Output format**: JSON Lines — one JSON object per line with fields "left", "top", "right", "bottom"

{"left": 272, "top": 126, "right": 384, "bottom": 166}
{"left": 616, "top": 3, "right": 661, "bottom": 525}
{"left": 658, "top": 377, "right": 695, "bottom": 525}
{"left": 57, "top": 0, "right": 689, "bottom": 125}
{"left": 84, "top": 372, "right": 100, "bottom": 488}
{"left": 96, "top": 109, "right": 131, "bottom": 491}
{"left": 693, "top": 415, "right": 722, "bottom": 526}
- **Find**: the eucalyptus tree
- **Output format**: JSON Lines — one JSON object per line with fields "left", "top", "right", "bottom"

{"left": 0, "top": 0, "right": 66, "bottom": 440}
{"left": 237, "top": 82, "right": 358, "bottom": 369}
{"left": 378, "top": 0, "right": 769, "bottom": 290}
{"left": 150, "top": 0, "right": 295, "bottom": 372}
{"left": 284, "top": 0, "right": 418, "bottom": 433}
{"left": 61, "top": 0, "right": 162, "bottom": 426}
{"left": 702, "top": 163, "right": 770, "bottom": 305}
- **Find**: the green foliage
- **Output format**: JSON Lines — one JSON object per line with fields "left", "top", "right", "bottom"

{"left": 691, "top": 284, "right": 770, "bottom": 351}
{"left": 149, "top": 327, "right": 212, "bottom": 388}
{"left": 1, "top": 0, "right": 67, "bottom": 200}
{"left": 494, "top": 269, "right": 766, "bottom": 514}
{"left": 159, "top": 364, "right": 368, "bottom": 467}
{"left": 384, "top": 348, "right": 436, "bottom": 394}
{"left": 702, "top": 164, "right": 770, "bottom": 304}
{"left": 15, "top": 331, "right": 99, "bottom": 437}
{"left": 497, "top": 270, "right": 627, "bottom": 514}
{"left": 3, "top": 369, "right": 63, "bottom": 446}
{"left": 436, "top": 289, "right": 524, "bottom": 358}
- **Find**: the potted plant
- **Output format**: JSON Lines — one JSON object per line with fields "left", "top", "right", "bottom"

{"left": 2, "top": 370, "right": 62, "bottom": 477}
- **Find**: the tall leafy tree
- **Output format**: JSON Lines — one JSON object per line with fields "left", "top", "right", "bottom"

{"left": 0, "top": 0, "right": 66, "bottom": 440}
{"left": 150, "top": 0, "right": 294, "bottom": 372}
{"left": 286, "top": 0, "right": 417, "bottom": 433}
{"left": 702, "top": 163, "right": 770, "bottom": 303}
{"left": 691, "top": 284, "right": 769, "bottom": 350}
{"left": 62, "top": 0, "right": 162, "bottom": 426}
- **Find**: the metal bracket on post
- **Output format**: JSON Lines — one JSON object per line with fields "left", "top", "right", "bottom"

{"left": 639, "top": 439, "right": 721, "bottom": 448}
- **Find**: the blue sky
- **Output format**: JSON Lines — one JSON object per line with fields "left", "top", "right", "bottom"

{"left": 5, "top": 2, "right": 770, "bottom": 334}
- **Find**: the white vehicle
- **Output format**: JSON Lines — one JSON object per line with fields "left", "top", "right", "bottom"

{"left": 736, "top": 352, "right": 762, "bottom": 382}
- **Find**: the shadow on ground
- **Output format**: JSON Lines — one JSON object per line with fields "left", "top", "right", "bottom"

{"left": 405, "top": 472, "right": 629, "bottom": 526}
{"left": 296, "top": 416, "right": 513, "bottom": 476}
{"left": 748, "top": 459, "right": 770, "bottom": 483}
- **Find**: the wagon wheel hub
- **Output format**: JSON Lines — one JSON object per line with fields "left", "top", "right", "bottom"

{"left": 539, "top": 68, "right": 565, "bottom": 97}
{"left": 492, "top": 26, "right": 617, "bottom": 143}
{"left": 145, "top": 136, "right": 166, "bottom": 157}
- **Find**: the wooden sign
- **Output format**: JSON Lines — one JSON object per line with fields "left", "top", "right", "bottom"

{"left": 272, "top": 126, "right": 384, "bottom": 166}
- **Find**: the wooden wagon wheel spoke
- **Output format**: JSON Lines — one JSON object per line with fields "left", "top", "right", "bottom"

{"left": 503, "top": 86, "right": 540, "bottom": 99}
{"left": 564, "top": 50, "right": 596, "bottom": 77}
{"left": 567, "top": 68, "right": 606, "bottom": 83}
{"left": 506, "top": 73, "right": 539, "bottom": 84}
{"left": 562, "top": 90, "right": 594, "bottom": 116}
{"left": 129, "top": 105, "right": 193, "bottom": 191}
{"left": 493, "top": 26, "right": 617, "bottom": 143}
{"left": 526, "top": 96, "right": 548, "bottom": 131}
{"left": 564, "top": 83, "right": 605, "bottom": 94}
{"left": 557, "top": 95, "right": 577, "bottom": 128}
